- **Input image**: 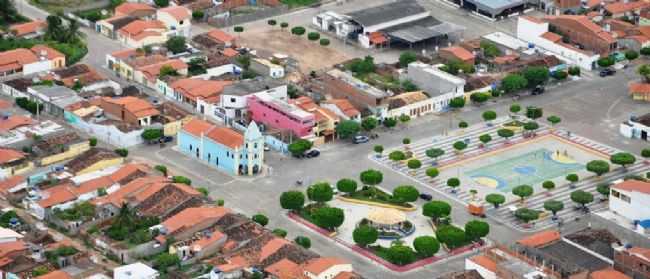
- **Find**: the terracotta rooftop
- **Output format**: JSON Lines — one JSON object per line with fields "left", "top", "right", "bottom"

{"left": 0, "top": 240, "right": 27, "bottom": 258}
{"left": 64, "top": 148, "right": 120, "bottom": 174}
{"left": 35, "top": 270, "right": 73, "bottom": 279}
{"left": 138, "top": 59, "right": 188, "bottom": 82}
{"left": 124, "top": 54, "right": 167, "bottom": 68}
{"left": 605, "top": 1, "right": 649, "bottom": 15}
{"left": 222, "top": 48, "right": 239, "bottom": 57}
{"left": 544, "top": 15, "right": 615, "bottom": 44}
{"left": 0, "top": 115, "right": 33, "bottom": 131}
{"left": 118, "top": 20, "right": 165, "bottom": 40}
{"left": 182, "top": 118, "right": 214, "bottom": 138}
{"left": 541, "top": 32, "right": 562, "bottom": 43}
{"left": 590, "top": 268, "right": 631, "bottom": 279}
{"left": 92, "top": 176, "right": 166, "bottom": 207}
{"left": 0, "top": 48, "right": 38, "bottom": 73}
{"left": 37, "top": 184, "right": 77, "bottom": 208}
{"left": 162, "top": 207, "right": 231, "bottom": 235}
{"left": 102, "top": 96, "right": 160, "bottom": 118}
{"left": 207, "top": 29, "right": 235, "bottom": 43}
{"left": 110, "top": 48, "right": 140, "bottom": 60}
{"left": 158, "top": 6, "right": 191, "bottom": 21}
{"left": 171, "top": 78, "right": 231, "bottom": 102}
{"left": 9, "top": 20, "right": 46, "bottom": 37}
{"left": 629, "top": 82, "right": 650, "bottom": 94}
{"left": 517, "top": 230, "right": 561, "bottom": 248}
{"left": 182, "top": 118, "right": 244, "bottom": 149}
{"left": 108, "top": 163, "right": 150, "bottom": 184}
{"left": 303, "top": 257, "right": 349, "bottom": 275}
{"left": 469, "top": 255, "right": 497, "bottom": 272}
{"left": 324, "top": 99, "right": 360, "bottom": 118}
{"left": 628, "top": 247, "right": 650, "bottom": 261}
{"left": 30, "top": 45, "right": 64, "bottom": 60}
{"left": 134, "top": 182, "right": 202, "bottom": 218}
{"left": 612, "top": 179, "right": 650, "bottom": 195}
{"left": 260, "top": 238, "right": 291, "bottom": 262}
{"left": 521, "top": 15, "right": 544, "bottom": 24}
{"left": 264, "top": 258, "right": 303, "bottom": 279}
{"left": 0, "top": 149, "right": 25, "bottom": 164}
{"left": 0, "top": 175, "right": 24, "bottom": 195}
{"left": 115, "top": 2, "right": 155, "bottom": 16}
{"left": 440, "top": 46, "right": 475, "bottom": 61}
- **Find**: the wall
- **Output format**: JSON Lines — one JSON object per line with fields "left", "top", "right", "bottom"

{"left": 465, "top": 258, "right": 497, "bottom": 279}
{"left": 163, "top": 116, "right": 192, "bottom": 137}
{"left": 157, "top": 12, "right": 191, "bottom": 37}
{"left": 609, "top": 188, "right": 650, "bottom": 221}
{"left": 65, "top": 111, "right": 145, "bottom": 147}
{"left": 1, "top": 84, "right": 29, "bottom": 98}
{"left": 39, "top": 141, "right": 91, "bottom": 166}
{"left": 406, "top": 63, "right": 465, "bottom": 96}
{"left": 247, "top": 96, "right": 314, "bottom": 138}
{"left": 23, "top": 60, "right": 52, "bottom": 75}
{"left": 81, "top": 80, "right": 122, "bottom": 95}
{"left": 177, "top": 130, "right": 239, "bottom": 175}
{"left": 77, "top": 158, "right": 124, "bottom": 176}
{"left": 265, "top": 135, "right": 287, "bottom": 153}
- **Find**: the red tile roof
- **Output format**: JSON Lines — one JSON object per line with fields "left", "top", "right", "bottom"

{"left": 545, "top": 15, "right": 616, "bottom": 44}
{"left": 115, "top": 2, "right": 155, "bottom": 16}
{"left": 31, "top": 45, "right": 64, "bottom": 60}
{"left": 612, "top": 179, "right": 650, "bottom": 195}
{"left": 37, "top": 184, "right": 77, "bottom": 208}
{"left": 522, "top": 15, "right": 544, "bottom": 24}
{"left": 73, "top": 176, "right": 114, "bottom": 195}
{"left": 118, "top": 20, "right": 165, "bottom": 41}
{"left": 0, "top": 149, "right": 25, "bottom": 164}
{"left": 0, "top": 115, "right": 33, "bottom": 131}
{"left": 171, "top": 78, "right": 230, "bottom": 102}
{"left": 92, "top": 176, "right": 168, "bottom": 207}
{"left": 222, "top": 48, "right": 239, "bottom": 57}
{"left": 138, "top": 59, "right": 188, "bottom": 82}
{"left": 108, "top": 163, "right": 149, "bottom": 183}
{"left": 206, "top": 127, "right": 244, "bottom": 149}
{"left": 469, "top": 255, "right": 497, "bottom": 272}
{"left": 325, "top": 99, "right": 360, "bottom": 118}
{"left": 9, "top": 20, "right": 46, "bottom": 37}
{"left": 303, "top": 257, "right": 349, "bottom": 275}
{"left": 629, "top": 247, "right": 650, "bottom": 261}
{"left": 264, "top": 258, "right": 303, "bottom": 279}
{"left": 629, "top": 82, "right": 650, "bottom": 94}
{"left": 517, "top": 230, "right": 560, "bottom": 248}
{"left": 260, "top": 238, "right": 290, "bottom": 262}
{"left": 0, "top": 240, "right": 27, "bottom": 258}
{"left": 102, "top": 96, "right": 160, "bottom": 118}
{"left": 133, "top": 182, "right": 200, "bottom": 203}
{"left": 182, "top": 118, "right": 214, "bottom": 138}
{"left": 35, "top": 270, "right": 73, "bottom": 279}
{"left": 207, "top": 29, "right": 235, "bottom": 43}
{"left": 0, "top": 175, "right": 24, "bottom": 195}
{"left": 0, "top": 48, "right": 39, "bottom": 73}
{"left": 590, "top": 268, "right": 631, "bottom": 279}
{"left": 162, "top": 207, "right": 230, "bottom": 234}
{"left": 158, "top": 6, "right": 191, "bottom": 21}
{"left": 605, "top": 1, "right": 650, "bottom": 15}
{"left": 541, "top": 32, "right": 562, "bottom": 43}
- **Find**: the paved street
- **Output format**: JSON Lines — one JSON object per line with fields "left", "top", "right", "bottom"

{"left": 11, "top": 0, "right": 650, "bottom": 277}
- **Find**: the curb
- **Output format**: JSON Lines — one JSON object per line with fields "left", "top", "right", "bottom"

{"left": 336, "top": 196, "right": 417, "bottom": 212}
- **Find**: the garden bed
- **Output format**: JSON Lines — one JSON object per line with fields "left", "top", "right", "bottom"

{"left": 295, "top": 204, "right": 336, "bottom": 234}
{"left": 342, "top": 187, "right": 415, "bottom": 209}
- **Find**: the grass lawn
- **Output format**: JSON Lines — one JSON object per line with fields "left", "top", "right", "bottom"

{"left": 345, "top": 187, "right": 415, "bottom": 208}
{"left": 280, "top": 0, "right": 319, "bottom": 8}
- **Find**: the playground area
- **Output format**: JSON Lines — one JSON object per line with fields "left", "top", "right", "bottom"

{"left": 438, "top": 134, "right": 607, "bottom": 202}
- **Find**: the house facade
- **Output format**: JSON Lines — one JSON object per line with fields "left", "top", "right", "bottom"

{"left": 610, "top": 180, "right": 650, "bottom": 233}
{"left": 157, "top": 6, "right": 192, "bottom": 38}
{"left": 248, "top": 92, "right": 315, "bottom": 138}
{"left": 177, "top": 119, "right": 264, "bottom": 176}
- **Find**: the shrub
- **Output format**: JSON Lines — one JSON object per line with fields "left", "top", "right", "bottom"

{"left": 568, "top": 66, "right": 581, "bottom": 76}
{"left": 294, "top": 236, "right": 311, "bottom": 249}
{"left": 307, "top": 32, "right": 320, "bottom": 41}
{"left": 89, "top": 137, "right": 97, "bottom": 147}
{"left": 272, "top": 228, "right": 287, "bottom": 238}
{"left": 172, "top": 176, "right": 192, "bottom": 185}
{"left": 114, "top": 148, "right": 128, "bottom": 157}
{"left": 291, "top": 26, "right": 306, "bottom": 36}
{"left": 252, "top": 214, "right": 269, "bottom": 226}
{"left": 319, "top": 38, "right": 330, "bottom": 46}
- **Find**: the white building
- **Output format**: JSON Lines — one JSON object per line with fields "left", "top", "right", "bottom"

{"left": 0, "top": 228, "right": 23, "bottom": 244}
{"left": 250, "top": 58, "right": 285, "bottom": 79}
{"left": 610, "top": 180, "right": 650, "bottom": 234}
{"left": 516, "top": 16, "right": 599, "bottom": 70}
{"left": 620, "top": 113, "right": 650, "bottom": 141}
{"left": 157, "top": 6, "right": 192, "bottom": 38}
{"left": 217, "top": 79, "right": 287, "bottom": 125}
{"left": 404, "top": 62, "right": 465, "bottom": 112}
{"left": 114, "top": 262, "right": 159, "bottom": 279}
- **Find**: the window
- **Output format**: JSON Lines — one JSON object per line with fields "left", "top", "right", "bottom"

{"left": 231, "top": 98, "right": 236, "bottom": 103}
{"left": 620, "top": 194, "right": 631, "bottom": 203}
{"left": 180, "top": 20, "right": 184, "bottom": 25}
{"left": 226, "top": 151, "right": 229, "bottom": 157}
{"left": 254, "top": 143, "right": 257, "bottom": 148}
{"left": 189, "top": 144, "right": 193, "bottom": 151}
{"left": 612, "top": 190, "right": 620, "bottom": 198}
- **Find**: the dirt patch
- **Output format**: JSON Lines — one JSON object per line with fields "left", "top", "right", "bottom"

{"left": 237, "top": 29, "right": 350, "bottom": 73}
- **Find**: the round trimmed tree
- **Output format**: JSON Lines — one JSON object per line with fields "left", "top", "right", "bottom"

{"left": 566, "top": 173, "right": 579, "bottom": 187}
{"left": 353, "top": 226, "right": 378, "bottom": 247}
{"left": 570, "top": 190, "right": 594, "bottom": 208}
{"left": 426, "top": 148, "right": 445, "bottom": 162}
{"left": 393, "top": 185, "right": 419, "bottom": 203}
{"left": 423, "top": 200, "right": 451, "bottom": 223}
{"left": 360, "top": 169, "right": 383, "bottom": 186}
{"left": 542, "top": 180, "right": 555, "bottom": 193}
{"left": 543, "top": 200, "right": 564, "bottom": 216}
{"left": 307, "top": 32, "right": 320, "bottom": 41}
{"left": 373, "top": 145, "right": 384, "bottom": 157}
{"left": 307, "top": 182, "right": 333, "bottom": 204}
{"left": 426, "top": 168, "right": 439, "bottom": 181}
{"left": 610, "top": 152, "right": 636, "bottom": 169}
{"left": 586, "top": 160, "right": 610, "bottom": 177}
{"left": 482, "top": 110, "right": 497, "bottom": 122}
{"left": 387, "top": 244, "right": 416, "bottom": 265}
{"left": 280, "top": 191, "right": 305, "bottom": 211}
{"left": 497, "top": 129, "right": 515, "bottom": 142}
{"left": 435, "top": 225, "right": 466, "bottom": 249}
{"left": 547, "top": 115, "right": 561, "bottom": 127}
{"left": 453, "top": 141, "right": 467, "bottom": 153}
{"left": 510, "top": 103, "right": 521, "bottom": 115}
{"left": 407, "top": 159, "right": 421, "bottom": 172}
{"left": 597, "top": 183, "right": 610, "bottom": 199}
{"left": 465, "top": 220, "right": 490, "bottom": 241}
{"left": 413, "top": 236, "right": 440, "bottom": 258}
{"left": 512, "top": 185, "right": 534, "bottom": 203}
{"left": 515, "top": 208, "right": 540, "bottom": 224}
{"left": 485, "top": 193, "right": 505, "bottom": 208}
{"left": 294, "top": 236, "right": 311, "bottom": 249}
{"left": 641, "top": 148, "right": 650, "bottom": 160}
{"left": 389, "top": 150, "right": 406, "bottom": 164}
{"left": 447, "top": 178, "right": 460, "bottom": 192}
{"left": 252, "top": 214, "right": 268, "bottom": 226}
{"left": 479, "top": 134, "right": 492, "bottom": 146}
{"left": 458, "top": 121, "right": 468, "bottom": 129}
{"left": 336, "top": 178, "right": 357, "bottom": 194}
{"left": 291, "top": 26, "right": 306, "bottom": 36}
{"left": 312, "top": 207, "right": 344, "bottom": 231}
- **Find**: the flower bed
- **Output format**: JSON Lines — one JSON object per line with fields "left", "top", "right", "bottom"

{"left": 343, "top": 187, "right": 415, "bottom": 209}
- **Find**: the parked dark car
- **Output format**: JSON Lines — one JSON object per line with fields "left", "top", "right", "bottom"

{"left": 304, "top": 149, "right": 320, "bottom": 158}
{"left": 353, "top": 135, "right": 369, "bottom": 144}
{"left": 159, "top": 136, "right": 174, "bottom": 143}
{"left": 599, "top": 68, "right": 616, "bottom": 77}
{"left": 419, "top": 193, "right": 433, "bottom": 201}
{"left": 531, "top": 85, "right": 545, "bottom": 95}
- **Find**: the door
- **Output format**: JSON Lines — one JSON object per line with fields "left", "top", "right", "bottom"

{"left": 642, "top": 130, "right": 648, "bottom": 141}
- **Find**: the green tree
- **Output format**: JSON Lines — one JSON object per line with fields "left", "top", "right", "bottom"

{"left": 393, "top": 185, "right": 419, "bottom": 202}
{"left": 361, "top": 117, "right": 378, "bottom": 131}
{"left": 399, "top": 114, "right": 411, "bottom": 125}
{"left": 485, "top": 193, "right": 505, "bottom": 208}
{"left": 510, "top": 103, "right": 521, "bottom": 115}
{"left": 544, "top": 200, "right": 564, "bottom": 216}
{"left": 458, "top": 121, "right": 468, "bottom": 129}
{"left": 172, "top": 176, "right": 191, "bottom": 185}
{"left": 348, "top": 56, "right": 375, "bottom": 75}
{"left": 353, "top": 225, "right": 378, "bottom": 247}
{"left": 552, "top": 71, "right": 568, "bottom": 80}
{"left": 641, "top": 47, "right": 650, "bottom": 56}
{"left": 159, "top": 65, "right": 179, "bottom": 78}
{"left": 435, "top": 225, "right": 467, "bottom": 249}
{"left": 570, "top": 190, "right": 594, "bottom": 208}
{"left": 568, "top": 66, "right": 581, "bottom": 76}
{"left": 280, "top": 22, "right": 289, "bottom": 30}
{"left": 336, "top": 178, "right": 357, "bottom": 194}
{"left": 522, "top": 66, "right": 550, "bottom": 87}
{"left": 453, "top": 141, "right": 467, "bottom": 152}
{"left": 153, "top": 253, "right": 180, "bottom": 271}
{"left": 233, "top": 26, "right": 244, "bottom": 36}
{"left": 280, "top": 191, "right": 305, "bottom": 211}
{"left": 597, "top": 184, "right": 610, "bottom": 198}
{"left": 626, "top": 50, "right": 640, "bottom": 60}
{"left": 272, "top": 228, "right": 287, "bottom": 238}
{"left": 388, "top": 150, "right": 406, "bottom": 164}
{"left": 89, "top": 137, "right": 97, "bottom": 147}
{"left": 480, "top": 40, "right": 501, "bottom": 57}
{"left": 252, "top": 214, "right": 269, "bottom": 226}
{"left": 426, "top": 168, "right": 439, "bottom": 181}
{"left": 336, "top": 120, "right": 361, "bottom": 139}
{"left": 524, "top": 121, "right": 539, "bottom": 133}
{"left": 515, "top": 208, "right": 539, "bottom": 223}
{"left": 482, "top": 110, "right": 497, "bottom": 122}
{"left": 307, "top": 32, "right": 320, "bottom": 41}
{"left": 399, "top": 51, "right": 418, "bottom": 68}
{"left": 114, "top": 148, "right": 128, "bottom": 157}
{"left": 638, "top": 64, "right": 650, "bottom": 82}
{"left": 319, "top": 38, "right": 330, "bottom": 46}
{"left": 312, "top": 207, "right": 344, "bottom": 230}
{"left": 307, "top": 182, "right": 334, "bottom": 204}
{"left": 449, "top": 97, "right": 466, "bottom": 110}
{"left": 597, "top": 56, "right": 615, "bottom": 68}
{"left": 465, "top": 220, "right": 489, "bottom": 241}
{"left": 141, "top": 129, "right": 163, "bottom": 142}
{"left": 32, "top": 266, "right": 49, "bottom": 277}
{"left": 586, "top": 160, "right": 610, "bottom": 177}
{"left": 413, "top": 236, "right": 440, "bottom": 257}
{"left": 423, "top": 200, "right": 451, "bottom": 222}
{"left": 447, "top": 178, "right": 460, "bottom": 191}
{"left": 165, "top": 36, "right": 186, "bottom": 54}
{"left": 267, "top": 19, "right": 277, "bottom": 26}
{"left": 501, "top": 74, "right": 528, "bottom": 93}
{"left": 291, "top": 26, "right": 306, "bottom": 36}
{"left": 641, "top": 148, "right": 650, "bottom": 159}
{"left": 610, "top": 152, "right": 636, "bottom": 169}
{"left": 373, "top": 145, "right": 384, "bottom": 157}
{"left": 192, "top": 10, "right": 205, "bottom": 21}
{"left": 360, "top": 169, "right": 383, "bottom": 186}
{"left": 526, "top": 106, "right": 543, "bottom": 120}
{"left": 542, "top": 180, "right": 555, "bottom": 192}
{"left": 566, "top": 173, "right": 579, "bottom": 186}
{"left": 294, "top": 236, "right": 311, "bottom": 249}
{"left": 387, "top": 244, "right": 416, "bottom": 265}
{"left": 407, "top": 159, "right": 421, "bottom": 172}
{"left": 153, "top": 165, "right": 167, "bottom": 176}
{"left": 497, "top": 129, "right": 514, "bottom": 141}
{"left": 547, "top": 115, "right": 561, "bottom": 127}
{"left": 402, "top": 138, "right": 411, "bottom": 145}
{"left": 197, "top": 187, "right": 209, "bottom": 197}
{"left": 154, "top": 0, "right": 169, "bottom": 7}
{"left": 383, "top": 117, "right": 397, "bottom": 128}
{"left": 426, "top": 148, "right": 445, "bottom": 162}
{"left": 470, "top": 92, "right": 489, "bottom": 105}
{"left": 512, "top": 185, "right": 534, "bottom": 202}
{"left": 479, "top": 134, "right": 492, "bottom": 146}
{"left": 288, "top": 139, "right": 312, "bottom": 156}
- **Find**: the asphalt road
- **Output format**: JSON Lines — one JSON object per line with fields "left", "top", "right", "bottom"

{"left": 13, "top": 0, "right": 650, "bottom": 277}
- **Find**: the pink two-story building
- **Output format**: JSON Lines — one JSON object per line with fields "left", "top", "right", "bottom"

{"left": 247, "top": 92, "right": 315, "bottom": 138}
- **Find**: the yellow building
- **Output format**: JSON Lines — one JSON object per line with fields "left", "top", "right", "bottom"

{"left": 64, "top": 148, "right": 124, "bottom": 176}
{"left": 35, "top": 133, "right": 91, "bottom": 166}
{"left": 0, "top": 149, "right": 33, "bottom": 179}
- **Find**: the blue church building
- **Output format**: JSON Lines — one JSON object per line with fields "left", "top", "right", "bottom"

{"left": 177, "top": 119, "right": 264, "bottom": 176}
